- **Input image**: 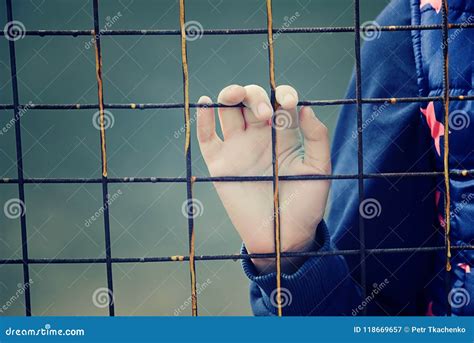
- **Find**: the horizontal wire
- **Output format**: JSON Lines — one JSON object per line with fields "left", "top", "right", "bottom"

{"left": 3, "top": 23, "right": 474, "bottom": 37}
{"left": 0, "top": 170, "right": 472, "bottom": 184}
{"left": 1, "top": 245, "right": 473, "bottom": 265}
{"left": 1, "top": 95, "right": 473, "bottom": 110}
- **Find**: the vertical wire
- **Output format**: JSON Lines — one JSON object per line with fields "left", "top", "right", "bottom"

{"left": 354, "top": 0, "right": 367, "bottom": 314}
{"left": 5, "top": 0, "right": 32, "bottom": 316}
{"left": 440, "top": 0, "right": 452, "bottom": 316}
{"left": 265, "top": 0, "right": 283, "bottom": 317}
{"left": 92, "top": 0, "right": 115, "bottom": 316}
{"left": 179, "top": 0, "right": 198, "bottom": 316}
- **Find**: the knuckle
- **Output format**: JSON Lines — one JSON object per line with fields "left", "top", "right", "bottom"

{"left": 244, "top": 84, "right": 267, "bottom": 96}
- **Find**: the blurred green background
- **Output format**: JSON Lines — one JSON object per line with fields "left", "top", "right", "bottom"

{"left": 0, "top": 0, "right": 389, "bottom": 316}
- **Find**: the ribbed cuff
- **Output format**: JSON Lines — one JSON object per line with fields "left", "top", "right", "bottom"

{"left": 241, "top": 221, "right": 354, "bottom": 315}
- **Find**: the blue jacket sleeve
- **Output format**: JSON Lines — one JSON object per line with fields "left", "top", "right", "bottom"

{"left": 242, "top": 221, "right": 361, "bottom": 316}
{"left": 243, "top": 0, "right": 439, "bottom": 316}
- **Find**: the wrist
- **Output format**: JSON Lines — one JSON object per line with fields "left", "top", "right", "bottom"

{"left": 249, "top": 227, "right": 318, "bottom": 275}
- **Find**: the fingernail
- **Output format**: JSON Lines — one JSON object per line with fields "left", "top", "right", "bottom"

{"left": 283, "top": 94, "right": 295, "bottom": 107}
{"left": 257, "top": 103, "right": 272, "bottom": 118}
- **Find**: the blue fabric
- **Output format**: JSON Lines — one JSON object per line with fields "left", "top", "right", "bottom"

{"left": 242, "top": 0, "right": 474, "bottom": 316}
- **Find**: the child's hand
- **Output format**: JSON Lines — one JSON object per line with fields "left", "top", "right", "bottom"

{"left": 197, "top": 85, "right": 331, "bottom": 273}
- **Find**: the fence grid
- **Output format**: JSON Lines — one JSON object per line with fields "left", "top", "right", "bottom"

{"left": 1, "top": 0, "right": 472, "bottom": 317}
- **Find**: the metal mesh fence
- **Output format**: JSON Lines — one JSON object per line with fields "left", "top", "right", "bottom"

{"left": 1, "top": 0, "right": 474, "bottom": 317}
